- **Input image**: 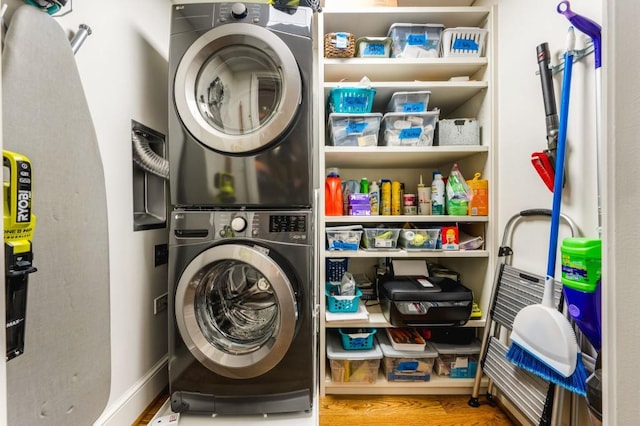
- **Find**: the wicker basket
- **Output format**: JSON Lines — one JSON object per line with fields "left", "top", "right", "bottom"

{"left": 324, "top": 32, "right": 356, "bottom": 58}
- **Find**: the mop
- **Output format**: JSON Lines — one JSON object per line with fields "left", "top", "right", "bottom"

{"left": 506, "top": 27, "right": 588, "bottom": 397}
{"left": 557, "top": 0, "right": 603, "bottom": 353}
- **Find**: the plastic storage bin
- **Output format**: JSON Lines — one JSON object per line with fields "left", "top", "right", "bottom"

{"left": 377, "top": 331, "right": 438, "bottom": 382}
{"left": 326, "top": 282, "right": 363, "bottom": 313}
{"left": 386, "top": 91, "right": 431, "bottom": 113}
{"left": 381, "top": 111, "right": 439, "bottom": 146}
{"left": 339, "top": 328, "right": 377, "bottom": 350}
{"left": 328, "top": 87, "right": 376, "bottom": 114}
{"left": 398, "top": 228, "right": 441, "bottom": 250}
{"left": 324, "top": 32, "right": 356, "bottom": 58}
{"left": 327, "top": 332, "right": 382, "bottom": 383}
{"left": 328, "top": 113, "right": 382, "bottom": 147}
{"left": 326, "top": 228, "right": 363, "bottom": 251}
{"left": 441, "top": 27, "right": 488, "bottom": 58}
{"left": 437, "top": 118, "right": 480, "bottom": 146}
{"left": 361, "top": 228, "right": 401, "bottom": 250}
{"left": 387, "top": 23, "right": 445, "bottom": 58}
{"left": 355, "top": 37, "right": 392, "bottom": 58}
{"left": 432, "top": 339, "right": 481, "bottom": 378}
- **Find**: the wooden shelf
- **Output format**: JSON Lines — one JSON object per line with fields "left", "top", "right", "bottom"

{"left": 325, "top": 303, "right": 485, "bottom": 328}
{"left": 323, "top": 146, "right": 488, "bottom": 169}
{"left": 324, "top": 249, "right": 489, "bottom": 258}
{"left": 323, "top": 58, "right": 488, "bottom": 83}
{"left": 324, "top": 214, "right": 488, "bottom": 224}
{"left": 324, "top": 371, "right": 489, "bottom": 395}
{"left": 324, "top": 82, "right": 487, "bottom": 117}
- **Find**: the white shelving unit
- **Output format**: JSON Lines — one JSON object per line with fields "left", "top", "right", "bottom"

{"left": 317, "top": 6, "right": 497, "bottom": 396}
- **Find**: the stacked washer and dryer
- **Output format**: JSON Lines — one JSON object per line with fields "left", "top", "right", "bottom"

{"left": 167, "top": 2, "right": 316, "bottom": 416}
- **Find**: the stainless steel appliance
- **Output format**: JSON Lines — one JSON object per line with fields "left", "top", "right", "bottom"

{"left": 168, "top": 210, "right": 315, "bottom": 415}
{"left": 168, "top": 3, "right": 314, "bottom": 209}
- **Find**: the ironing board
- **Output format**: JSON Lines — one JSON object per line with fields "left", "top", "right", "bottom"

{"left": 2, "top": 5, "right": 110, "bottom": 425}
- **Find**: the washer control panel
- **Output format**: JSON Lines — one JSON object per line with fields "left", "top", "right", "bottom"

{"left": 216, "top": 2, "right": 266, "bottom": 25}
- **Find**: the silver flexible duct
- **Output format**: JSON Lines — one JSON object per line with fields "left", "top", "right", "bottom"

{"left": 132, "top": 129, "right": 169, "bottom": 179}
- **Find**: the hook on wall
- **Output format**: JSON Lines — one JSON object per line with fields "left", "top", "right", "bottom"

{"left": 535, "top": 40, "right": 594, "bottom": 76}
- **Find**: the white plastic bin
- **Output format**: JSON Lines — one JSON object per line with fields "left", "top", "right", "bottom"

{"left": 381, "top": 111, "right": 439, "bottom": 146}
{"left": 328, "top": 113, "right": 382, "bottom": 147}
{"left": 386, "top": 91, "right": 431, "bottom": 113}
{"left": 432, "top": 339, "right": 482, "bottom": 378}
{"left": 327, "top": 332, "right": 382, "bottom": 383}
{"left": 355, "top": 37, "right": 392, "bottom": 58}
{"left": 387, "top": 23, "right": 445, "bottom": 58}
{"left": 441, "top": 27, "right": 488, "bottom": 58}
{"left": 377, "top": 331, "right": 438, "bottom": 382}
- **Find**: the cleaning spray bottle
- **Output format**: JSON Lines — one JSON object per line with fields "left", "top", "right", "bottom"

{"left": 369, "top": 180, "right": 380, "bottom": 215}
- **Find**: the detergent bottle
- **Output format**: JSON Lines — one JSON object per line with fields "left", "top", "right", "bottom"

{"left": 325, "top": 168, "right": 343, "bottom": 216}
{"left": 431, "top": 172, "right": 445, "bottom": 215}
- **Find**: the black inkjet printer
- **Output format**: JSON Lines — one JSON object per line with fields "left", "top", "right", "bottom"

{"left": 378, "top": 260, "right": 473, "bottom": 327}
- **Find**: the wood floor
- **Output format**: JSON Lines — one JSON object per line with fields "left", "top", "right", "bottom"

{"left": 133, "top": 390, "right": 517, "bottom": 426}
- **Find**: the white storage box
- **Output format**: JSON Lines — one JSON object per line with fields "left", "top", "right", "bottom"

{"left": 387, "top": 23, "right": 444, "bottom": 58}
{"left": 327, "top": 332, "right": 382, "bottom": 383}
{"left": 441, "top": 27, "right": 488, "bottom": 58}
{"left": 355, "top": 37, "right": 392, "bottom": 58}
{"left": 381, "top": 111, "right": 439, "bottom": 146}
{"left": 326, "top": 226, "right": 363, "bottom": 251}
{"left": 432, "top": 339, "right": 481, "bottom": 378}
{"left": 386, "top": 91, "right": 431, "bottom": 113}
{"left": 437, "top": 118, "right": 480, "bottom": 146}
{"left": 328, "top": 113, "right": 382, "bottom": 147}
{"left": 378, "top": 331, "right": 437, "bottom": 382}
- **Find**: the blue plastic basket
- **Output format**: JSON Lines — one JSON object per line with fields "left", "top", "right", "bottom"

{"left": 328, "top": 87, "right": 376, "bottom": 113}
{"left": 326, "top": 258, "right": 349, "bottom": 282}
{"left": 339, "top": 328, "right": 377, "bottom": 350}
{"left": 326, "top": 283, "right": 362, "bottom": 313}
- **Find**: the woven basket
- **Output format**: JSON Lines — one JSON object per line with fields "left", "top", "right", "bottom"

{"left": 324, "top": 32, "right": 356, "bottom": 58}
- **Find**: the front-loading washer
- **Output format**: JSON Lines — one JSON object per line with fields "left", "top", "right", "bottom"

{"left": 168, "top": 3, "right": 314, "bottom": 209}
{"left": 168, "top": 209, "right": 315, "bottom": 415}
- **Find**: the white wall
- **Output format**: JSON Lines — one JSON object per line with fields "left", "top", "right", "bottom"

{"left": 605, "top": 2, "right": 640, "bottom": 425}
{"left": 0, "top": 0, "right": 172, "bottom": 424}
{"left": 51, "top": 2, "right": 173, "bottom": 423}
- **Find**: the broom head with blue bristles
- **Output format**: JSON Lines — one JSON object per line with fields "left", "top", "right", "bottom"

{"left": 506, "top": 303, "right": 588, "bottom": 396}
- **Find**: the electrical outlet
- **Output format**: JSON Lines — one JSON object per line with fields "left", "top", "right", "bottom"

{"left": 154, "top": 244, "right": 168, "bottom": 267}
{"left": 154, "top": 292, "right": 168, "bottom": 315}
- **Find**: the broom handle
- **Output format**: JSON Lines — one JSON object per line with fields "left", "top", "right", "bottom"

{"left": 544, "top": 28, "right": 574, "bottom": 308}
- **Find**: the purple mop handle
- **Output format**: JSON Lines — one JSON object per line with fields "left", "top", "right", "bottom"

{"left": 557, "top": 1, "right": 602, "bottom": 69}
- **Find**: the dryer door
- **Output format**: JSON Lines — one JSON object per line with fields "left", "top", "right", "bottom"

{"left": 174, "top": 243, "right": 298, "bottom": 379}
{"left": 174, "top": 23, "right": 301, "bottom": 155}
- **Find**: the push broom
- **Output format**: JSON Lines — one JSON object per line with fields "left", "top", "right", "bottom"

{"left": 506, "top": 26, "right": 588, "bottom": 397}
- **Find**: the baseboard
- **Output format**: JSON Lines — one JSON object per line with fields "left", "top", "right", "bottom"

{"left": 93, "top": 356, "right": 169, "bottom": 426}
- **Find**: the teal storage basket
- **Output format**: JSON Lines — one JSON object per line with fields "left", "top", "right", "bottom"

{"left": 339, "top": 328, "right": 377, "bottom": 350}
{"left": 326, "top": 283, "right": 362, "bottom": 313}
{"left": 328, "top": 87, "right": 376, "bottom": 113}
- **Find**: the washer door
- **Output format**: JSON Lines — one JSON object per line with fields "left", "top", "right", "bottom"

{"left": 174, "top": 23, "right": 302, "bottom": 155}
{"left": 175, "top": 243, "right": 298, "bottom": 379}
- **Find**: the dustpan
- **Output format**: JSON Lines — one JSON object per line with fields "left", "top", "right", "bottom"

{"left": 469, "top": 209, "right": 579, "bottom": 424}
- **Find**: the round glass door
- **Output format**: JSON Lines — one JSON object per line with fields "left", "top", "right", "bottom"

{"left": 174, "top": 23, "right": 302, "bottom": 154}
{"left": 175, "top": 244, "right": 298, "bottom": 379}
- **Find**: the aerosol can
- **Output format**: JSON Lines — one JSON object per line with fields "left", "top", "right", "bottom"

{"left": 3, "top": 150, "right": 37, "bottom": 360}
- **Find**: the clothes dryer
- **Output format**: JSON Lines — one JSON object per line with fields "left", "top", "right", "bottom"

{"left": 168, "top": 209, "right": 315, "bottom": 415}
{"left": 169, "top": 3, "right": 314, "bottom": 209}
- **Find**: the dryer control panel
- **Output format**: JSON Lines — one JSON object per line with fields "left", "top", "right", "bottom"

{"left": 216, "top": 2, "right": 268, "bottom": 25}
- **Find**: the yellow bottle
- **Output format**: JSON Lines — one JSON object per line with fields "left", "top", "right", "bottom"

{"left": 391, "top": 180, "right": 402, "bottom": 215}
{"left": 380, "top": 179, "right": 391, "bottom": 215}
{"left": 467, "top": 172, "right": 489, "bottom": 216}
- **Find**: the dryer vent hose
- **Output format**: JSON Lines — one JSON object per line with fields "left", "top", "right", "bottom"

{"left": 132, "top": 129, "right": 169, "bottom": 179}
